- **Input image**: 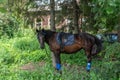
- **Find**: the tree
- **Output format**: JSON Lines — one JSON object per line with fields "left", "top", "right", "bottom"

{"left": 79, "top": 0, "right": 120, "bottom": 34}
{"left": 55, "top": 0, "right": 82, "bottom": 33}
{"left": 72, "top": 0, "right": 80, "bottom": 33}
{"left": 50, "top": 0, "right": 56, "bottom": 31}
{"left": 4, "top": 0, "right": 120, "bottom": 35}
{"left": 118, "top": 14, "right": 120, "bottom": 42}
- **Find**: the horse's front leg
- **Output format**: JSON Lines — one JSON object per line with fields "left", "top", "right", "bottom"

{"left": 86, "top": 51, "right": 92, "bottom": 72}
{"left": 51, "top": 51, "right": 61, "bottom": 71}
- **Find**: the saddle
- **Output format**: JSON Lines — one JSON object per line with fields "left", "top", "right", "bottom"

{"left": 56, "top": 32, "right": 75, "bottom": 50}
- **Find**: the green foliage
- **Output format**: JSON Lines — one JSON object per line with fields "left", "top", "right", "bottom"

{"left": 92, "top": 0, "right": 120, "bottom": 32}
{"left": 0, "top": 0, "right": 20, "bottom": 38}
{"left": 105, "top": 42, "right": 120, "bottom": 59}
{"left": 13, "top": 37, "right": 39, "bottom": 52}
{"left": 80, "top": 0, "right": 120, "bottom": 33}
{"left": 90, "top": 42, "right": 120, "bottom": 80}
{"left": 0, "top": 46, "right": 14, "bottom": 65}
{"left": 102, "top": 42, "right": 120, "bottom": 79}
{"left": 0, "top": 0, "right": 7, "bottom": 13}
{"left": 0, "top": 13, "right": 19, "bottom": 38}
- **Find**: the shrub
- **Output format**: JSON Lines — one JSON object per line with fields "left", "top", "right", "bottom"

{"left": 13, "top": 37, "right": 40, "bottom": 52}
{"left": 0, "top": 47, "right": 14, "bottom": 65}
{"left": 91, "top": 42, "right": 120, "bottom": 80}
{"left": 0, "top": 13, "right": 19, "bottom": 38}
{"left": 104, "top": 42, "right": 120, "bottom": 60}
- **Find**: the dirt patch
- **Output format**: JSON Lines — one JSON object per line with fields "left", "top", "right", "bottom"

{"left": 20, "top": 61, "right": 46, "bottom": 71}
{"left": 63, "top": 63, "right": 86, "bottom": 72}
{"left": 20, "top": 61, "right": 86, "bottom": 72}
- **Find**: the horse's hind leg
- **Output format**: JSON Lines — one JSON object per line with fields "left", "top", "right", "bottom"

{"left": 85, "top": 50, "right": 92, "bottom": 72}
{"left": 51, "top": 51, "right": 61, "bottom": 71}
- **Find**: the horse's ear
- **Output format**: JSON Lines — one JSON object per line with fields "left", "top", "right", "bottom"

{"left": 36, "top": 29, "right": 39, "bottom": 33}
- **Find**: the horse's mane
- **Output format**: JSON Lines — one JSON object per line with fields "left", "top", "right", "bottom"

{"left": 44, "top": 30, "right": 56, "bottom": 37}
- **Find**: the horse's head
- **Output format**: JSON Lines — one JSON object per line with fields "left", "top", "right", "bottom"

{"left": 36, "top": 29, "right": 45, "bottom": 49}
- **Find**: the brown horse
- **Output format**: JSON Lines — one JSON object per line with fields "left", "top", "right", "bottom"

{"left": 36, "top": 29, "right": 102, "bottom": 72}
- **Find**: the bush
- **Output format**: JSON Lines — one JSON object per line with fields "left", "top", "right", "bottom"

{"left": 0, "top": 46, "right": 15, "bottom": 65}
{"left": 102, "top": 42, "right": 120, "bottom": 79}
{"left": 13, "top": 37, "right": 39, "bottom": 52}
{"left": 91, "top": 42, "right": 120, "bottom": 80}
{"left": 0, "top": 13, "right": 19, "bottom": 38}
{"left": 104, "top": 42, "right": 120, "bottom": 60}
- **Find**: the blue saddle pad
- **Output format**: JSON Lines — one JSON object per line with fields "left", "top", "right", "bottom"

{"left": 56, "top": 32, "right": 75, "bottom": 46}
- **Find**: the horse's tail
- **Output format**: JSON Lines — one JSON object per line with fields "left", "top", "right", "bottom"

{"left": 91, "top": 36, "right": 102, "bottom": 55}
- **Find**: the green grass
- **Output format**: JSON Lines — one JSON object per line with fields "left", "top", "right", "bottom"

{"left": 0, "top": 29, "right": 120, "bottom": 80}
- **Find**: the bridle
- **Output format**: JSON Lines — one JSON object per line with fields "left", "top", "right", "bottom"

{"left": 40, "top": 31, "right": 49, "bottom": 57}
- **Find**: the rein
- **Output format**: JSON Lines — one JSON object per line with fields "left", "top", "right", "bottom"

{"left": 44, "top": 45, "right": 48, "bottom": 55}
{"left": 44, "top": 44, "right": 50, "bottom": 58}
{"left": 40, "top": 31, "right": 50, "bottom": 58}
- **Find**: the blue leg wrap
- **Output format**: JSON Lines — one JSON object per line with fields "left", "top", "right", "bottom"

{"left": 56, "top": 63, "right": 61, "bottom": 70}
{"left": 86, "top": 63, "right": 91, "bottom": 71}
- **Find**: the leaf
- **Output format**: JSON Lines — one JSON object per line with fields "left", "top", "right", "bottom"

{"left": 0, "top": 0, "right": 5, "bottom": 3}
{"left": 101, "top": 17, "right": 106, "bottom": 23}
{"left": 109, "top": 0, "right": 116, "bottom": 7}
{"left": 106, "top": 7, "right": 114, "bottom": 14}
{"left": 0, "top": 7, "right": 7, "bottom": 13}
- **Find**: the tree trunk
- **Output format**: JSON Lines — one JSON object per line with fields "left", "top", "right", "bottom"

{"left": 50, "top": 0, "right": 56, "bottom": 31}
{"left": 117, "top": 14, "right": 120, "bottom": 42}
{"left": 73, "top": 0, "right": 80, "bottom": 33}
{"left": 118, "top": 30, "right": 120, "bottom": 42}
